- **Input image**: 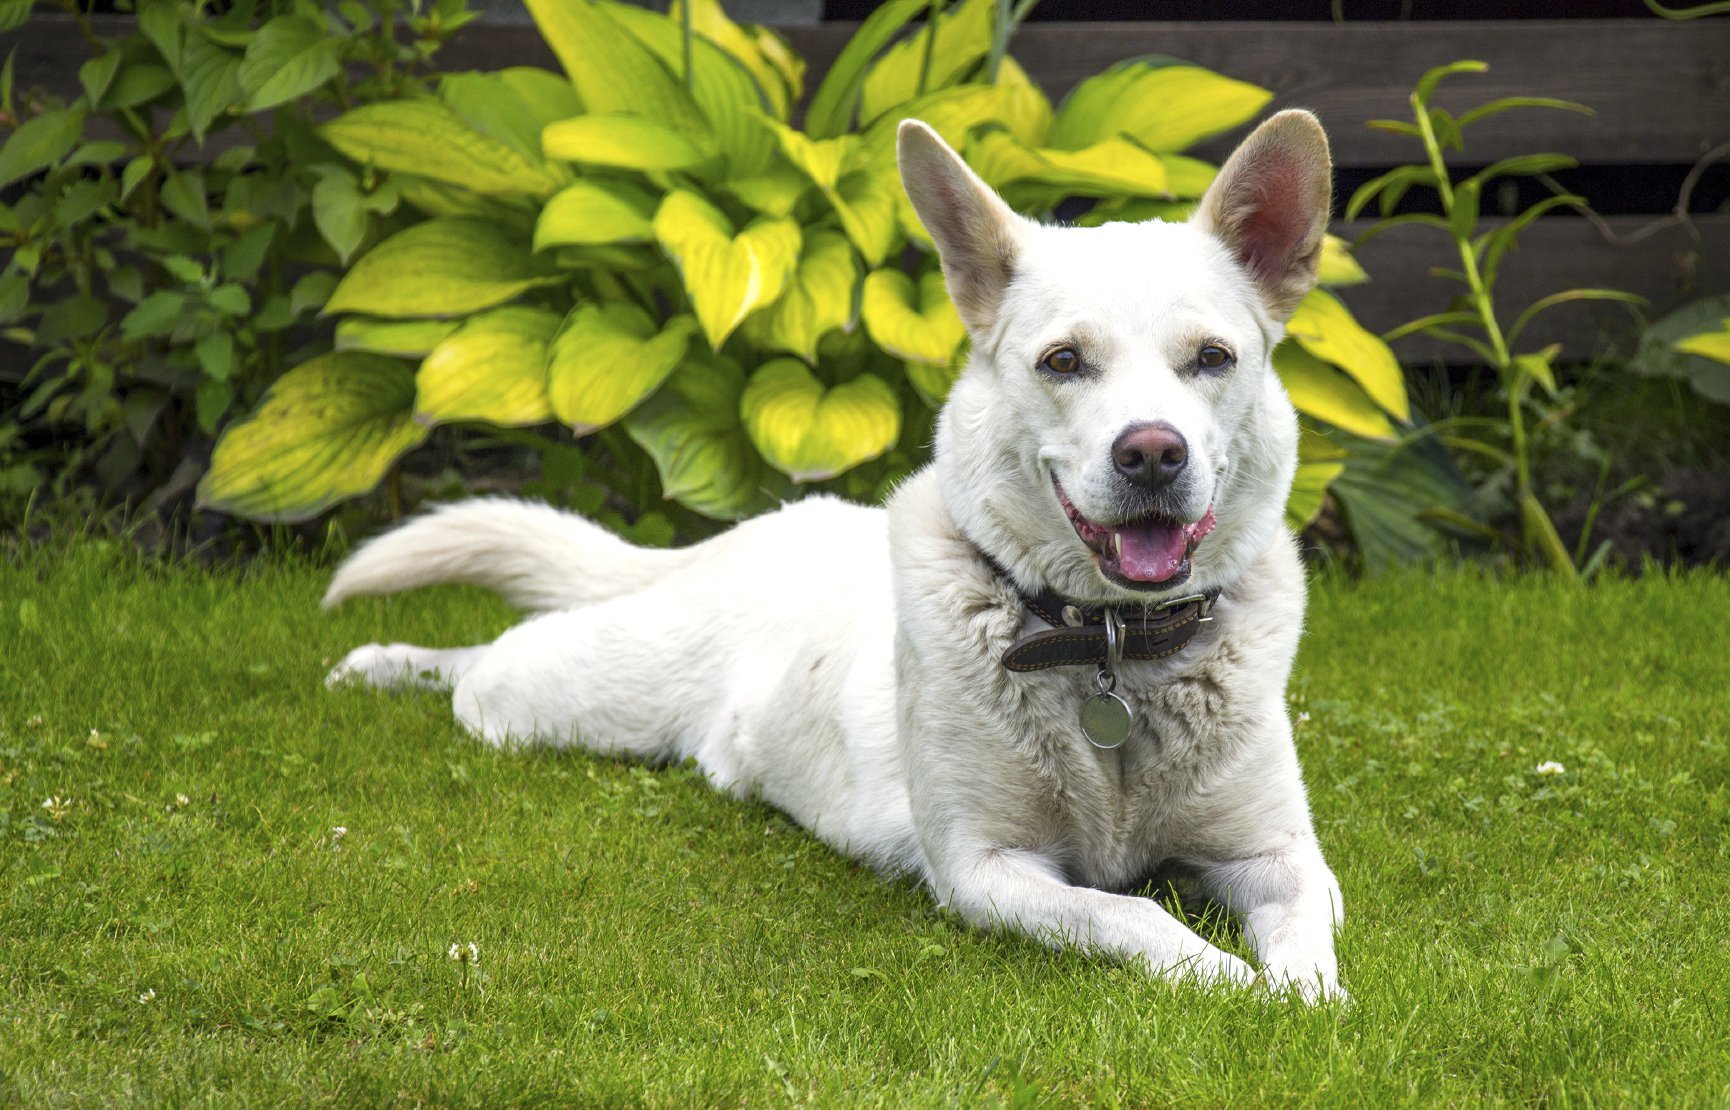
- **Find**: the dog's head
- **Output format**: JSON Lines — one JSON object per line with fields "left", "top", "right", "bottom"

{"left": 898, "top": 111, "right": 1331, "bottom": 604}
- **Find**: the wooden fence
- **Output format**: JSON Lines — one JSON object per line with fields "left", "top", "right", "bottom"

{"left": 7, "top": 14, "right": 1728, "bottom": 363}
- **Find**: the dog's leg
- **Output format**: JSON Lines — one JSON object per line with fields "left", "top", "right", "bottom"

{"left": 935, "top": 847, "right": 1256, "bottom": 988}
{"left": 1192, "top": 842, "right": 1345, "bottom": 1003}
{"left": 326, "top": 643, "right": 489, "bottom": 691}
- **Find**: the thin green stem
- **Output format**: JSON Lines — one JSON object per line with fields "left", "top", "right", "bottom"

{"left": 681, "top": 0, "right": 695, "bottom": 94}
{"left": 915, "top": 0, "right": 944, "bottom": 98}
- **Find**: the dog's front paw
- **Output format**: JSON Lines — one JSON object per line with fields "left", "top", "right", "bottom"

{"left": 1163, "top": 947, "right": 1256, "bottom": 992}
{"left": 1261, "top": 966, "right": 1348, "bottom": 1006}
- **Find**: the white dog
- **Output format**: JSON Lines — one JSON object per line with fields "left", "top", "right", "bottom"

{"left": 325, "top": 110, "right": 1346, "bottom": 1001}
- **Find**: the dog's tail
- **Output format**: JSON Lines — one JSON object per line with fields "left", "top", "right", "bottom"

{"left": 322, "top": 498, "right": 697, "bottom": 612}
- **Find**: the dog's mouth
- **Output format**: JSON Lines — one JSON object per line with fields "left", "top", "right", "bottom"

{"left": 1053, "top": 476, "right": 1215, "bottom": 588}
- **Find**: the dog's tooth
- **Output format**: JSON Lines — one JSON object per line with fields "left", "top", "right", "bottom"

{"left": 1111, "top": 531, "right": 1122, "bottom": 560}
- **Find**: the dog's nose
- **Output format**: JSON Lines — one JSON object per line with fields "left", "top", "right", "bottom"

{"left": 1112, "top": 422, "right": 1188, "bottom": 491}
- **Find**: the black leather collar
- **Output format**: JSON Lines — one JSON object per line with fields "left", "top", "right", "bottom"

{"left": 986, "top": 558, "right": 1220, "bottom": 673}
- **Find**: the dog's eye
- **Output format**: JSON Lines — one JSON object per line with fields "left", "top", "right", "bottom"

{"left": 1197, "top": 345, "right": 1233, "bottom": 370}
{"left": 1041, "top": 347, "right": 1082, "bottom": 375}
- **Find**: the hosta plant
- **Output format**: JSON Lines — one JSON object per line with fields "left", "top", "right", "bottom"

{"left": 196, "top": 0, "right": 1408, "bottom": 534}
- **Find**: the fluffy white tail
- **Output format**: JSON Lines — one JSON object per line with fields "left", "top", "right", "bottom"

{"left": 323, "top": 498, "right": 695, "bottom": 611}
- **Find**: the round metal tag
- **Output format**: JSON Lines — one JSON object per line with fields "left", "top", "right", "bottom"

{"left": 1080, "top": 691, "right": 1132, "bottom": 749}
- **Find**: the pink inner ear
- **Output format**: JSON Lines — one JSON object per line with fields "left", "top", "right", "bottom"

{"left": 1232, "top": 158, "right": 1323, "bottom": 284}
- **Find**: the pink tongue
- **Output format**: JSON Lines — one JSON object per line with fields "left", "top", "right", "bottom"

{"left": 1111, "top": 519, "right": 1189, "bottom": 582}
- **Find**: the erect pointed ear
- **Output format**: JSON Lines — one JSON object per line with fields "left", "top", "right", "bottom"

{"left": 1192, "top": 109, "right": 1333, "bottom": 321}
{"left": 897, "top": 119, "right": 1028, "bottom": 333}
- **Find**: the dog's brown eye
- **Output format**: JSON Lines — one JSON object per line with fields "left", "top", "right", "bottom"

{"left": 1041, "top": 347, "right": 1082, "bottom": 374}
{"left": 1197, "top": 345, "right": 1233, "bottom": 370}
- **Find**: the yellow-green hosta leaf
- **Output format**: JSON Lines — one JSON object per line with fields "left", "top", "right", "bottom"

{"left": 335, "top": 317, "right": 460, "bottom": 357}
{"left": 522, "top": 0, "right": 707, "bottom": 135}
{"left": 1274, "top": 341, "right": 1397, "bottom": 441}
{"left": 994, "top": 56, "right": 1053, "bottom": 148}
{"left": 1286, "top": 459, "right": 1345, "bottom": 531}
{"left": 1319, "top": 234, "right": 1368, "bottom": 287}
{"left": 1052, "top": 59, "right": 1271, "bottom": 153}
{"left": 322, "top": 98, "right": 565, "bottom": 197}
{"left": 743, "top": 229, "right": 859, "bottom": 362}
{"left": 857, "top": 0, "right": 995, "bottom": 127}
{"left": 415, "top": 306, "right": 560, "bottom": 426}
{"left": 542, "top": 113, "right": 712, "bottom": 172}
{"left": 968, "top": 131, "right": 1171, "bottom": 198}
{"left": 906, "top": 356, "right": 964, "bottom": 408}
{"left": 602, "top": 0, "right": 775, "bottom": 178}
{"left": 741, "top": 359, "right": 900, "bottom": 482}
{"left": 196, "top": 352, "right": 427, "bottom": 522}
{"left": 861, "top": 268, "right": 964, "bottom": 364}
{"left": 324, "top": 218, "right": 561, "bottom": 319}
{"left": 772, "top": 124, "right": 861, "bottom": 192}
{"left": 624, "top": 352, "right": 768, "bottom": 519}
{"left": 859, "top": 83, "right": 1011, "bottom": 168}
{"left": 548, "top": 304, "right": 698, "bottom": 432}
{"left": 770, "top": 125, "right": 896, "bottom": 265}
{"left": 673, "top": 0, "right": 793, "bottom": 119}
{"left": 831, "top": 170, "right": 900, "bottom": 266}
{"left": 1287, "top": 288, "right": 1410, "bottom": 422}
{"left": 654, "top": 190, "right": 800, "bottom": 348}
{"left": 533, "top": 179, "right": 658, "bottom": 250}
{"left": 439, "top": 68, "right": 584, "bottom": 165}
{"left": 1676, "top": 323, "right": 1730, "bottom": 366}
{"left": 750, "top": 26, "right": 804, "bottom": 107}
{"left": 720, "top": 162, "right": 811, "bottom": 216}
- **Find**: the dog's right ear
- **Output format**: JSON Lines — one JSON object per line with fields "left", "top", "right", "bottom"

{"left": 897, "top": 120, "right": 1027, "bottom": 333}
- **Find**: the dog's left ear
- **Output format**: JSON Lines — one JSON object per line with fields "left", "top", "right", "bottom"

{"left": 1192, "top": 109, "right": 1333, "bottom": 321}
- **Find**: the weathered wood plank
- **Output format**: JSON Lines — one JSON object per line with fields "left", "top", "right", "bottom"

{"left": 4, "top": 16, "right": 1725, "bottom": 168}
{"left": 1335, "top": 214, "right": 1730, "bottom": 363}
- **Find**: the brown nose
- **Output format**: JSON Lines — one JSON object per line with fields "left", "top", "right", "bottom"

{"left": 1112, "top": 422, "right": 1188, "bottom": 491}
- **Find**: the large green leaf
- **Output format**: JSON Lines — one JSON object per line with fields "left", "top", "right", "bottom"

{"left": 238, "top": 14, "right": 340, "bottom": 112}
{"left": 856, "top": 0, "right": 995, "bottom": 127}
{"left": 771, "top": 125, "right": 898, "bottom": 265}
{"left": 521, "top": 0, "right": 707, "bottom": 135}
{"left": 804, "top": 0, "right": 926, "bottom": 138}
{"left": 533, "top": 179, "right": 658, "bottom": 249}
{"left": 178, "top": 31, "right": 243, "bottom": 142}
{"left": 1286, "top": 459, "right": 1345, "bottom": 531}
{"left": 415, "top": 306, "right": 560, "bottom": 426}
{"left": 743, "top": 229, "right": 859, "bottom": 362}
{"left": 1286, "top": 289, "right": 1410, "bottom": 422}
{"left": 861, "top": 267, "right": 963, "bottom": 364}
{"left": 1273, "top": 341, "right": 1396, "bottom": 441}
{"left": 335, "top": 317, "right": 460, "bottom": 358}
{"left": 741, "top": 359, "right": 900, "bottom": 482}
{"left": 654, "top": 190, "right": 800, "bottom": 349}
{"left": 624, "top": 353, "right": 767, "bottom": 519}
{"left": 322, "top": 98, "right": 564, "bottom": 197}
{"left": 602, "top": 1, "right": 775, "bottom": 178}
{"left": 0, "top": 104, "right": 88, "bottom": 189}
{"left": 324, "top": 218, "right": 560, "bottom": 319}
{"left": 1329, "top": 429, "right": 1476, "bottom": 572}
{"left": 675, "top": 0, "right": 795, "bottom": 119}
{"left": 439, "top": 67, "right": 584, "bottom": 164}
{"left": 1050, "top": 57, "right": 1271, "bottom": 153}
{"left": 196, "top": 353, "right": 427, "bottom": 522}
{"left": 542, "top": 113, "right": 712, "bottom": 172}
{"left": 548, "top": 304, "right": 697, "bottom": 432}
{"left": 1677, "top": 324, "right": 1730, "bottom": 367}
{"left": 967, "top": 131, "right": 1172, "bottom": 198}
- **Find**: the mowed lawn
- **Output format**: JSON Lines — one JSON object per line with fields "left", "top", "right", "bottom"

{"left": 2, "top": 537, "right": 1727, "bottom": 1105}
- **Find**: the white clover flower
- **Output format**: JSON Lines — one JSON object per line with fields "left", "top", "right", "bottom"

{"left": 176, "top": 794, "right": 190, "bottom": 806}
{"left": 1297, "top": 711, "right": 1311, "bottom": 725}
{"left": 448, "top": 941, "right": 480, "bottom": 964}
{"left": 41, "top": 795, "right": 72, "bottom": 822}
{"left": 330, "top": 826, "right": 348, "bottom": 847}
{"left": 1535, "top": 761, "right": 1566, "bottom": 776}
{"left": 138, "top": 988, "right": 156, "bottom": 1004}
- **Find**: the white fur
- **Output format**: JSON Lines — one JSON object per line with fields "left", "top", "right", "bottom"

{"left": 325, "top": 113, "right": 1346, "bottom": 1002}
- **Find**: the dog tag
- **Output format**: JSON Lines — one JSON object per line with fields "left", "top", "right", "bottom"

{"left": 1080, "top": 690, "right": 1132, "bottom": 749}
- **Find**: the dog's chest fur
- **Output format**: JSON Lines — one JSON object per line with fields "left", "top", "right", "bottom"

{"left": 889, "top": 468, "right": 1303, "bottom": 891}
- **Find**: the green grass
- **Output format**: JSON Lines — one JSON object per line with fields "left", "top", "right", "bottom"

{"left": 2, "top": 538, "right": 1728, "bottom": 1105}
